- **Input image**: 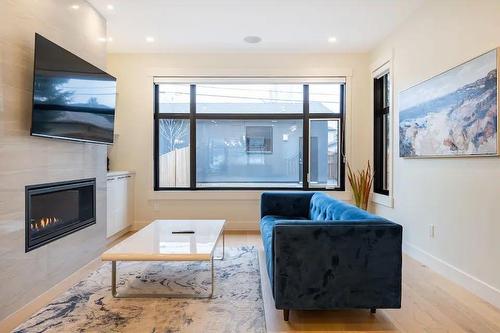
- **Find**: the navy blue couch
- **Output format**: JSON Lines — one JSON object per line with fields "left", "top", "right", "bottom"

{"left": 260, "top": 192, "right": 402, "bottom": 321}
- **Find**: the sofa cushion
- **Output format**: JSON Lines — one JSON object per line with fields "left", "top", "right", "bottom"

{"left": 260, "top": 215, "right": 308, "bottom": 289}
{"left": 261, "top": 192, "right": 314, "bottom": 219}
{"left": 309, "top": 193, "right": 337, "bottom": 220}
{"left": 328, "top": 200, "right": 380, "bottom": 220}
{"left": 339, "top": 207, "right": 380, "bottom": 220}
{"left": 310, "top": 194, "right": 381, "bottom": 221}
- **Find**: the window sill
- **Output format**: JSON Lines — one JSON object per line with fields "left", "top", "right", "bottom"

{"left": 371, "top": 192, "right": 394, "bottom": 208}
{"left": 148, "top": 189, "right": 352, "bottom": 201}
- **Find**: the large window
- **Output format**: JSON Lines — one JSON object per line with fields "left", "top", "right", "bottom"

{"left": 154, "top": 81, "right": 345, "bottom": 190}
{"left": 373, "top": 73, "right": 390, "bottom": 195}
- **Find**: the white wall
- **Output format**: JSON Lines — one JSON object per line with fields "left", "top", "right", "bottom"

{"left": 0, "top": 0, "right": 108, "bottom": 320}
{"left": 370, "top": 0, "right": 500, "bottom": 307}
{"left": 107, "top": 53, "right": 371, "bottom": 230}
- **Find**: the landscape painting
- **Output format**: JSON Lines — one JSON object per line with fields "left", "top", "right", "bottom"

{"left": 399, "top": 49, "right": 498, "bottom": 157}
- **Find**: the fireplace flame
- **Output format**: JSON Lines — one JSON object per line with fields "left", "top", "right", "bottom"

{"left": 31, "top": 217, "right": 61, "bottom": 231}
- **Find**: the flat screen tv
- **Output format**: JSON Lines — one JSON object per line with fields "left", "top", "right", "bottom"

{"left": 31, "top": 34, "right": 116, "bottom": 144}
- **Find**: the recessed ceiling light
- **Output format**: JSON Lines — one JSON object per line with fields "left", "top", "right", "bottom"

{"left": 107, "top": 4, "right": 114, "bottom": 10}
{"left": 328, "top": 36, "right": 337, "bottom": 43}
{"left": 243, "top": 36, "right": 262, "bottom": 44}
{"left": 71, "top": 4, "right": 80, "bottom": 10}
{"left": 145, "top": 36, "right": 155, "bottom": 43}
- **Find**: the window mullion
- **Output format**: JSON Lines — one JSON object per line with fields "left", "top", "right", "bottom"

{"left": 303, "top": 84, "right": 310, "bottom": 190}
{"left": 190, "top": 84, "right": 196, "bottom": 190}
{"left": 338, "top": 83, "right": 346, "bottom": 190}
{"left": 154, "top": 84, "right": 160, "bottom": 190}
{"left": 308, "top": 114, "right": 343, "bottom": 120}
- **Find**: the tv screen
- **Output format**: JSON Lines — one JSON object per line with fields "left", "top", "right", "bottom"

{"left": 31, "top": 34, "right": 116, "bottom": 144}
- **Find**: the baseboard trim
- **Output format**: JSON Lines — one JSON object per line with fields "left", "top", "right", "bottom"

{"left": 0, "top": 258, "right": 102, "bottom": 332}
{"left": 132, "top": 220, "right": 259, "bottom": 231}
{"left": 224, "top": 222, "right": 259, "bottom": 231}
{"left": 106, "top": 225, "right": 132, "bottom": 239}
{"left": 403, "top": 241, "right": 500, "bottom": 309}
{"left": 130, "top": 221, "right": 147, "bottom": 231}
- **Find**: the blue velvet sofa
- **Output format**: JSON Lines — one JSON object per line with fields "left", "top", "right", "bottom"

{"left": 260, "top": 192, "right": 402, "bottom": 321}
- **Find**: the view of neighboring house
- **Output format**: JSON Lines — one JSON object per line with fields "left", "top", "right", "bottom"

{"left": 158, "top": 85, "right": 340, "bottom": 188}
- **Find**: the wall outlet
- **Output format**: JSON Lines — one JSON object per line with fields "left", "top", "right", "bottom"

{"left": 153, "top": 201, "right": 160, "bottom": 211}
{"left": 429, "top": 224, "right": 435, "bottom": 238}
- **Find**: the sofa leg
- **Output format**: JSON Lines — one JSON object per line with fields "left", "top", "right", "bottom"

{"left": 283, "top": 309, "right": 290, "bottom": 321}
{"left": 370, "top": 308, "right": 377, "bottom": 314}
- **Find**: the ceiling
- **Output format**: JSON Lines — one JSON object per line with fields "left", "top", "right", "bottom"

{"left": 87, "top": 0, "right": 424, "bottom": 54}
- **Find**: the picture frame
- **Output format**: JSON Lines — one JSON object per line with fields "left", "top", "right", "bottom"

{"left": 399, "top": 48, "right": 499, "bottom": 158}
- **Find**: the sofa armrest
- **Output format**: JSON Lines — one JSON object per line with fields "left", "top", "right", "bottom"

{"left": 273, "top": 220, "right": 402, "bottom": 310}
{"left": 260, "top": 192, "right": 314, "bottom": 219}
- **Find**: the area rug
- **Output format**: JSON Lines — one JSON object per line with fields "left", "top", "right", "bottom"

{"left": 14, "top": 246, "right": 266, "bottom": 333}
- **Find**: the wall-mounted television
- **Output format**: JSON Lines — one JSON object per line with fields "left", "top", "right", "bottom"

{"left": 31, "top": 33, "right": 117, "bottom": 144}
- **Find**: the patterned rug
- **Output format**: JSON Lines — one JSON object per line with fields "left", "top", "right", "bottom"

{"left": 14, "top": 247, "right": 266, "bottom": 333}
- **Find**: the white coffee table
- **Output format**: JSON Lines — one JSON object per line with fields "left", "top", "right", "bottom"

{"left": 101, "top": 219, "right": 225, "bottom": 298}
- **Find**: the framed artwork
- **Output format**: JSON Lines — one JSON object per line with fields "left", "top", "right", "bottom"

{"left": 399, "top": 49, "right": 498, "bottom": 158}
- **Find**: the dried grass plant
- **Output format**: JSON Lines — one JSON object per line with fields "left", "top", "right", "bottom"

{"left": 346, "top": 161, "right": 374, "bottom": 210}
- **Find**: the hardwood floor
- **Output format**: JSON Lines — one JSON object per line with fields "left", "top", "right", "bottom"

{"left": 226, "top": 231, "right": 500, "bottom": 333}
{"left": 2, "top": 231, "right": 499, "bottom": 333}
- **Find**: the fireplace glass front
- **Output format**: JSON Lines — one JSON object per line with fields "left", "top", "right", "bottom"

{"left": 25, "top": 178, "right": 96, "bottom": 252}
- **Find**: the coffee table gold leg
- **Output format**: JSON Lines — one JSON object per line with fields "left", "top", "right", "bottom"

{"left": 111, "top": 261, "right": 117, "bottom": 297}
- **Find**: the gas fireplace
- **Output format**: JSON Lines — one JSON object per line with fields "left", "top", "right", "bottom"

{"left": 25, "top": 178, "right": 96, "bottom": 252}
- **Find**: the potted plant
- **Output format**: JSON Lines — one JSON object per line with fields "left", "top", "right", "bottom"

{"left": 346, "top": 161, "right": 374, "bottom": 210}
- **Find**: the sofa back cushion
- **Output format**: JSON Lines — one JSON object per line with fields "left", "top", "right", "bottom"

{"left": 309, "top": 193, "right": 337, "bottom": 220}
{"left": 310, "top": 192, "right": 381, "bottom": 221}
{"left": 261, "top": 192, "right": 314, "bottom": 218}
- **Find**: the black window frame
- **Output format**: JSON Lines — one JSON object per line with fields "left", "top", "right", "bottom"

{"left": 373, "top": 73, "right": 390, "bottom": 196}
{"left": 154, "top": 82, "right": 346, "bottom": 191}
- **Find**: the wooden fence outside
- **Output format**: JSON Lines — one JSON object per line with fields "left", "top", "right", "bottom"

{"left": 159, "top": 146, "right": 190, "bottom": 187}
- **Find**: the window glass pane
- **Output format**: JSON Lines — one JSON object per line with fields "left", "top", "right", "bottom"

{"left": 158, "top": 84, "right": 190, "bottom": 113}
{"left": 309, "top": 119, "right": 340, "bottom": 187}
{"left": 158, "top": 119, "right": 190, "bottom": 187}
{"left": 196, "top": 84, "right": 303, "bottom": 113}
{"left": 373, "top": 72, "right": 390, "bottom": 195}
{"left": 196, "top": 119, "right": 303, "bottom": 187}
{"left": 383, "top": 74, "right": 390, "bottom": 108}
{"left": 383, "top": 72, "right": 391, "bottom": 192}
{"left": 309, "top": 84, "right": 341, "bottom": 113}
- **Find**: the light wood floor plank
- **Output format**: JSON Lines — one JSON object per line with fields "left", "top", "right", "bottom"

{"left": 242, "top": 231, "right": 500, "bottom": 333}
{"left": 2, "top": 231, "right": 499, "bottom": 333}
